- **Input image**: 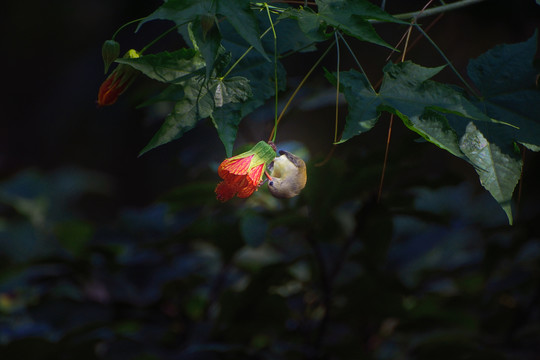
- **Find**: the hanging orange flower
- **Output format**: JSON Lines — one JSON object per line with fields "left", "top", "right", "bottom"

{"left": 215, "top": 141, "right": 276, "bottom": 202}
{"left": 97, "top": 49, "right": 140, "bottom": 107}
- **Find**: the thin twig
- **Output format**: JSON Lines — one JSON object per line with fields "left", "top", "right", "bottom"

{"left": 414, "top": 24, "right": 480, "bottom": 97}
{"left": 388, "top": 0, "right": 489, "bottom": 21}
{"left": 378, "top": 115, "right": 393, "bottom": 203}
{"left": 268, "top": 41, "right": 336, "bottom": 142}
{"left": 334, "top": 32, "right": 341, "bottom": 144}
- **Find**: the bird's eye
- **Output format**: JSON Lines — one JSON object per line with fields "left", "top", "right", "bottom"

{"left": 269, "top": 181, "right": 274, "bottom": 186}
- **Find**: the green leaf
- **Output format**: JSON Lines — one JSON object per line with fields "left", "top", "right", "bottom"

{"left": 269, "top": 13, "right": 319, "bottom": 53}
{"left": 317, "top": 0, "right": 405, "bottom": 24}
{"left": 282, "top": 0, "right": 404, "bottom": 48}
{"left": 136, "top": 84, "right": 185, "bottom": 108}
{"left": 318, "top": 0, "right": 405, "bottom": 48}
{"left": 216, "top": 0, "right": 269, "bottom": 61}
{"left": 139, "top": 77, "right": 214, "bottom": 155}
{"left": 327, "top": 69, "right": 380, "bottom": 140}
{"left": 210, "top": 76, "right": 253, "bottom": 156}
{"left": 214, "top": 77, "right": 252, "bottom": 106}
{"left": 468, "top": 31, "right": 538, "bottom": 97}
{"left": 403, "top": 109, "right": 466, "bottom": 160}
{"left": 140, "top": 76, "right": 251, "bottom": 155}
{"left": 467, "top": 31, "right": 540, "bottom": 151}
{"left": 336, "top": 60, "right": 526, "bottom": 223}
{"left": 444, "top": 31, "right": 540, "bottom": 223}
{"left": 140, "top": 0, "right": 268, "bottom": 60}
{"left": 188, "top": 16, "right": 221, "bottom": 80}
{"left": 138, "top": 0, "right": 216, "bottom": 29}
{"left": 338, "top": 61, "right": 491, "bottom": 151}
{"left": 279, "top": 8, "right": 328, "bottom": 42}
{"left": 459, "top": 122, "right": 521, "bottom": 224}
{"left": 211, "top": 104, "right": 243, "bottom": 157}
{"left": 116, "top": 49, "right": 205, "bottom": 84}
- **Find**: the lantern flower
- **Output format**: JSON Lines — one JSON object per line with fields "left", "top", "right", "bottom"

{"left": 97, "top": 49, "right": 140, "bottom": 107}
{"left": 215, "top": 141, "right": 277, "bottom": 202}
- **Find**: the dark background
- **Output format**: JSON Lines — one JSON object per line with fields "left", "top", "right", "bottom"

{"left": 1, "top": 1, "right": 540, "bottom": 359}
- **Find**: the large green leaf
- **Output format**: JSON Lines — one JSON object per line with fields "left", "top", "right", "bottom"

{"left": 336, "top": 61, "right": 490, "bottom": 159}
{"left": 467, "top": 31, "right": 540, "bottom": 151}
{"left": 188, "top": 16, "right": 222, "bottom": 80}
{"left": 279, "top": 8, "right": 328, "bottom": 42}
{"left": 139, "top": 78, "right": 213, "bottom": 155}
{"left": 335, "top": 33, "right": 540, "bottom": 224}
{"left": 139, "top": 0, "right": 214, "bottom": 28}
{"left": 449, "top": 31, "right": 540, "bottom": 224}
{"left": 213, "top": 77, "right": 252, "bottom": 106}
{"left": 139, "top": 75, "right": 252, "bottom": 155}
{"left": 140, "top": 0, "right": 268, "bottom": 60}
{"left": 458, "top": 122, "right": 521, "bottom": 224}
{"left": 116, "top": 49, "right": 205, "bottom": 83}
{"left": 216, "top": 0, "right": 269, "bottom": 61}
{"left": 335, "top": 61, "right": 522, "bottom": 223}
{"left": 282, "top": 0, "right": 405, "bottom": 48}
{"left": 211, "top": 104, "right": 243, "bottom": 157}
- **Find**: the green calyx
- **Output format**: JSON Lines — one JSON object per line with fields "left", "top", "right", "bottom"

{"left": 233, "top": 141, "right": 276, "bottom": 167}
{"left": 102, "top": 40, "right": 120, "bottom": 74}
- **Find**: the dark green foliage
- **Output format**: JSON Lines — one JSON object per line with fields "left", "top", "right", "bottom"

{"left": 2, "top": 155, "right": 539, "bottom": 359}
{"left": 3, "top": 1, "right": 540, "bottom": 360}
{"left": 334, "top": 33, "right": 540, "bottom": 224}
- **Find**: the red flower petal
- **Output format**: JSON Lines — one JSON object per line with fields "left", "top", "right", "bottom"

{"left": 218, "top": 155, "right": 254, "bottom": 178}
{"left": 246, "top": 163, "right": 265, "bottom": 187}
{"left": 215, "top": 181, "right": 236, "bottom": 202}
{"left": 236, "top": 179, "right": 258, "bottom": 198}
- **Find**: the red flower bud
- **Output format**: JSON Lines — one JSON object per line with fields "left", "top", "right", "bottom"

{"left": 97, "top": 49, "right": 140, "bottom": 107}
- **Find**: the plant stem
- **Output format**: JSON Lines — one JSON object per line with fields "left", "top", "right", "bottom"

{"left": 333, "top": 32, "right": 341, "bottom": 144}
{"left": 139, "top": 24, "right": 181, "bottom": 55}
{"left": 337, "top": 31, "right": 375, "bottom": 93}
{"left": 391, "top": 0, "right": 489, "bottom": 21}
{"left": 265, "top": 3, "right": 280, "bottom": 143}
{"left": 413, "top": 24, "right": 480, "bottom": 97}
{"left": 221, "top": 26, "right": 274, "bottom": 80}
{"left": 112, "top": 17, "right": 146, "bottom": 40}
{"left": 268, "top": 41, "right": 336, "bottom": 142}
{"left": 378, "top": 115, "right": 393, "bottom": 203}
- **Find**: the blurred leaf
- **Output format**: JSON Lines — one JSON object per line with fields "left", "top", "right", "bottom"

{"left": 55, "top": 220, "right": 94, "bottom": 257}
{"left": 240, "top": 211, "right": 268, "bottom": 247}
{"left": 412, "top": 331, "right": 506, "bottom": 360}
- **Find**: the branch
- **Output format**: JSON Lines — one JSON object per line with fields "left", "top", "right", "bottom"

{"left": 391, "top": 0, "right": 490, "bottom": 21}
